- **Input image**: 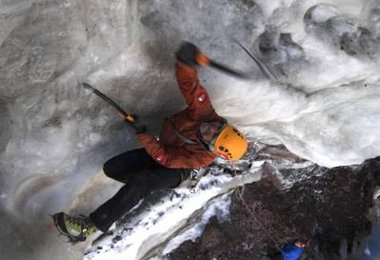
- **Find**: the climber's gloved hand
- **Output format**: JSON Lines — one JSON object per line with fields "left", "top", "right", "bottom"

{"left": 134, "top": 124, "right": 147, "bottom": 134}
{"left": 125, "top": 114, "right": 147, "bottom": 134}
{"left": 176, "top": 42, "right": 210, "bottom": 67}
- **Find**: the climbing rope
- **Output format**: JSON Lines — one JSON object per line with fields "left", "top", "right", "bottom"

{"left": 228, "top": 160, "right": 283, "bottom": 252}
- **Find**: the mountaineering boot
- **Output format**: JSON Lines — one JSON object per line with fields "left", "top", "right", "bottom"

{"left": 52, "top": 212, "right": 96, "bottom": 242}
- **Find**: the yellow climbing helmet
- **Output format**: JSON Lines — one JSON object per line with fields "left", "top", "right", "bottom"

{"left": 211, "top": 125, "right": 248, "bottom": 161}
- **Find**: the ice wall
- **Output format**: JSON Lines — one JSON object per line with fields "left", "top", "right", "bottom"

{"left": 212, "top": 0, "right": 380, "bottom": 167}
{"left": 0, "top": 0, "right": 380, "bottom": 259}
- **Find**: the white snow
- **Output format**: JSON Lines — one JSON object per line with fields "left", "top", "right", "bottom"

{"left": 0, "top": 0, "right": 379, "bottom": 259}
{"left": 84, "top": 165, "right": 263, "bottom": 260}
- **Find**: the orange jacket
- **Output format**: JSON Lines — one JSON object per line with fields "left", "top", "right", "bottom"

{"left": 136, "top": 62, "right": 222, "bottom": 169}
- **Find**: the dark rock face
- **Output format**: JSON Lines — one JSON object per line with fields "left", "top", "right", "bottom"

{"left": 169, "top": 156, "right": 380, "bottom": 260}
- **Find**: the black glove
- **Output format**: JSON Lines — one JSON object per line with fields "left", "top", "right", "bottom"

{"left": 176, "top": 42, "right": 200, "bottom": 67}
{"left": 125, "top": 114, "right": 147, "bottom": 134}
{"left": 133, "top": 124, "right": 147, "bottom": 134}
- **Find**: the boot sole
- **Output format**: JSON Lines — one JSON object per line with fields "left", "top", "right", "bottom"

{"left": 52, "top": 212, "right": 70, "bottom": 236}
{"left": 51, "top": 212, "right": 86, "bottom": 243}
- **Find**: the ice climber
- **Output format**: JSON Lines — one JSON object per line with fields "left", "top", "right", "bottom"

{"left": 52, "top": 42, "right": 248, "bottom": 242}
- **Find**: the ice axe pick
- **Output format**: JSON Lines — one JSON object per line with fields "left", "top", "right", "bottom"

{"left": 82, "top": 82, "right": 136, "bottom": 124}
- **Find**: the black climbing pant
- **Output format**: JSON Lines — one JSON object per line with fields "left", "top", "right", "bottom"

{"left": 89, "top": 148, "right": 189, "bottom": 232}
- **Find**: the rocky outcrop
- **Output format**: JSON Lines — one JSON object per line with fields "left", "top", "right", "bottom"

{"left": 169, "top": 155, "right": 380, "bottom": 259}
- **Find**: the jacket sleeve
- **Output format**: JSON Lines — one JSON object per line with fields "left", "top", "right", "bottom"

{"left": 136, "top": 132, "right": 214, "bottom": 169}
{"left": 175, "top": 61, "right": 214, "bottom": 114}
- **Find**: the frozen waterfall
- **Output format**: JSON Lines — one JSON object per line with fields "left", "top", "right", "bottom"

{"left": 0, "top": 0, "right": 379, "bottom": 259}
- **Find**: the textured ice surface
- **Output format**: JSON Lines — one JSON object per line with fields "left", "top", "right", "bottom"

{"left": 0, "top": 0, "right": 380, "bottom": 259}
{"left": 84, "top": 166, "right": 263, "bottom": 260}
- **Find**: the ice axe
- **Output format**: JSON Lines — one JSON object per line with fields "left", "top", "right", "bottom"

{"left": 195, "top": 52, "right": 251, "bottom": 79}
{"left": 177, "top": 42, "right": 251, "bottom": 79}
{"left": 82, "top": 83, "right": 144, "bottom": 132}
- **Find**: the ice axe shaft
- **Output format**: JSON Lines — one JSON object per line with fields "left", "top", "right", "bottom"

{"left": 196, "top": 52, "right": 249, "bottom": 79}
{"left": 82, "top": 82, "right": 135, "bottom": 123}
{"left": 208, "top": 59, "right": 249, "bottom": 79}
